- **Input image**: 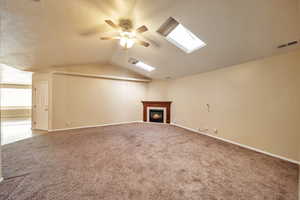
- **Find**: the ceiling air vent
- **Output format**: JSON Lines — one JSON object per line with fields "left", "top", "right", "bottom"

{"left": 277, "top": 40, "right": 298, "bottom": 49}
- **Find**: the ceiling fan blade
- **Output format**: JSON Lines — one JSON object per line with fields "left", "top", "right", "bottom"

{"left": 105, "top": 20, "right": 119, "bottom": 29}
{"left": 136, "top": 25, "right": 148, "bottom": 34}
{"left": 140, "top": 35, "right": 161, "bottom": 48}
{"left": 100, "top": 36, "right": 120, "bottom": 40}
{"left": 137, "top": 40, "right": 150, "bottom": 47}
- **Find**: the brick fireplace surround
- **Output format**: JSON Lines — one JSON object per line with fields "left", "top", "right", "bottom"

{"left": 141, "top": 101, "right": 172, "bottom": 123}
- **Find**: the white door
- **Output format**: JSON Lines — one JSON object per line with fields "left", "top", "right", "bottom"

{"left": 35, "top": 81, "right": 48, "bottom": 130}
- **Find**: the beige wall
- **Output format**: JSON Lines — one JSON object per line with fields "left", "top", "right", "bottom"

{"left": 146, "top": 80, "right": 169, "bottom": 101}
{"left": 51, "top": 74, "right": 147, "bottom": 129}
{"left": 32, "top": 64, "right": 149, "bottom": 130}
{"left": 163, "top": 50, "right": 300, "bottom": 162}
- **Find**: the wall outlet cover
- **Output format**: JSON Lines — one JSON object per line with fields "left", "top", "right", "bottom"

{"left": 213, "top": 129, "right": 218, "bottom": 134}
{"left": 198, "top": 128, "right": 209, "bottom": 132}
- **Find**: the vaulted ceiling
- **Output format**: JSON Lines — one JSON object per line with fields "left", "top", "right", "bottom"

{"left": 1, "top": 0, "right": 300, "bottom": 79}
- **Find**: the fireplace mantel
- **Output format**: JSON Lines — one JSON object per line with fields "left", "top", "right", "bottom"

{"left": 141, "top": 101, "right": 172, "bottom": 123}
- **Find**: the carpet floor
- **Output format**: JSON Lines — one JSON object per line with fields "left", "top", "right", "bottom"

{"left": 0, "top": 123, "right": 298, "bottom": 200}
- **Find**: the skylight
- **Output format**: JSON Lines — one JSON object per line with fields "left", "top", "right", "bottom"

{"left": 157, "top": 17, "right": 206, "bottom": 53}
{"left": 135, "top": 61, "right": 155, "bottom": 72}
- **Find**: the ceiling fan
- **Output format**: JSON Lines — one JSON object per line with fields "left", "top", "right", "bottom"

{"left": 100, "top": 19, "right": 150, "bottom": 49}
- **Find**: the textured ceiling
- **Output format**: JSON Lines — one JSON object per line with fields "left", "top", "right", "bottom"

{"left": 1, "top": 0, "right": 300, "bottom": 79}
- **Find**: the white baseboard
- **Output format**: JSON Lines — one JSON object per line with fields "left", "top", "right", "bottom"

{"left": 49, "top": 121, "right": 142, "bottom": 132}
{"left": 171, "top": 122, "right": 300, "bottom": 165}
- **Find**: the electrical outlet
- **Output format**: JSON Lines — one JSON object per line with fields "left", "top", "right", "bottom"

{"left": 198, "top": 128, "right": 209, "bottom": 132}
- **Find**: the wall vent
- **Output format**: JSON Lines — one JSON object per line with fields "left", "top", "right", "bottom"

{"left": 277, "top": 40, "right": 298, "bottom": 49}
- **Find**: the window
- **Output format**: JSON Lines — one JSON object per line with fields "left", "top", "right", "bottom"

{"left": 0, "top": 88, "right": 32, "bottom": 109}
{"left": 157, "top": 17, "right": 206, "bottom": 53}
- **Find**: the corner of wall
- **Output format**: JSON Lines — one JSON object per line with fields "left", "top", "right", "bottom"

{"left": 146, "top": 79, "right": 170, "bottom": 101}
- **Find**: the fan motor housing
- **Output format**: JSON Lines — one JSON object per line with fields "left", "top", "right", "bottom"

{"left": 119, "top": 19, "right": 133, "bottom": 31}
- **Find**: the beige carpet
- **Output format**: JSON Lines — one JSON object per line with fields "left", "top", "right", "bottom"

{"left": 0, "top": 123, "right": 298, "bottom": 200}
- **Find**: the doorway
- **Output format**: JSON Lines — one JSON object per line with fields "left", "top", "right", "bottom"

{"left": 0, "top": 64, "right": 43, "bottom": 145}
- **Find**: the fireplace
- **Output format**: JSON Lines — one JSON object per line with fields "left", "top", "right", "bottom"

{"left": 149, "top": 109, "right": 164, "bottom": 123}
{"left": 142, "top": 101, "right": 172, "bottom": 123}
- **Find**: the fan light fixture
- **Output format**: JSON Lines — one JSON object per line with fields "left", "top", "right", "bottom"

{"left": 119, "top": 32, "right": 135, "bottom": 48}
{"left": 100, "top": 19, "right": 150, "bottom": 49}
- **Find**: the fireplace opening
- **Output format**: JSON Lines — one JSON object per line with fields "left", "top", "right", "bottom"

{"left": 149, "top": 109, "right": 164, "bottom": 123}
